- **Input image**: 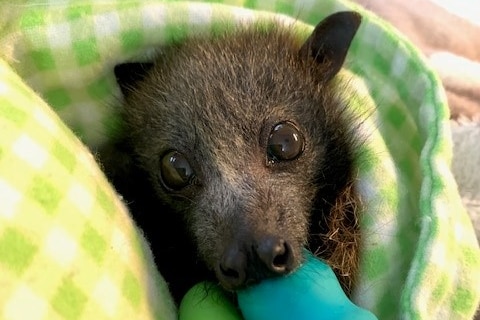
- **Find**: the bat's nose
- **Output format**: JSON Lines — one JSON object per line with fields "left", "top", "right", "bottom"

{"left": 215, "top": 235, "right": 296, "bottom": 291}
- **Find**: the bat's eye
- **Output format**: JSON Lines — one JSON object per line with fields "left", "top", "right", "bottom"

{"left": 267, "top": 121, "right": 304, "bottom": 162}
{"left": 160, "top": 150, "right": 194, "bottom": 190}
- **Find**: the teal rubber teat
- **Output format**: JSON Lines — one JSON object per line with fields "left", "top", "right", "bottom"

{"left": 237, "top": 251, "right": 377, "bottom": 320}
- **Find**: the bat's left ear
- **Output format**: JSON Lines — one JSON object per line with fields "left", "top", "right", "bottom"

{"left": 300, "top": 11, "right": 361, "bottom": 81}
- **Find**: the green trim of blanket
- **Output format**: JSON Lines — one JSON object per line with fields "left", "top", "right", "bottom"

{"left": 1, "top": 1, "right": 479, "bottom": 319}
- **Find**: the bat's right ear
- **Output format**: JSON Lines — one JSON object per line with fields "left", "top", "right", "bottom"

{"left": 114, "top": 62, "right": 154, "bottom": 97}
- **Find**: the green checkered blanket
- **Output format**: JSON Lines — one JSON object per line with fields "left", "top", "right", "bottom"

{"left": 1, "top": 0, "right": 479, "bottom": 319}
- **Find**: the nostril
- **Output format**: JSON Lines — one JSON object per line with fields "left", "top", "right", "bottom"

{"left": 272, "top": 240, "right": 290, "bottom": 268}
{"left": 257, "top": 237, "right": 294, "bottom": 274}
{"left": 216, "top": 247, "right": 247, "bottom": 290}
{"left": 220, "top": 263, "right": 240, "bottom": 279}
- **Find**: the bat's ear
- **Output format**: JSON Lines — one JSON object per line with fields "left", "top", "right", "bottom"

{"left": 300, "top": 11, "right": 361, "bottom": 81}
{"left": 114, "top": 62, "right": 154, "bottom": 97}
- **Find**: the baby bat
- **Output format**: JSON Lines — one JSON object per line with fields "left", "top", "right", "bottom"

{"left": 101, "top": 11, "right": 363, "bottom": 304}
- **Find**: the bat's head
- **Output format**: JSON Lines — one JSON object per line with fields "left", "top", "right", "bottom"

{"left": 114, "top": 11, "right": 361, "bottom": 291}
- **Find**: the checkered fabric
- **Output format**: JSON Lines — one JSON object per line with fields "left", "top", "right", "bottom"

{"left": 0, "top": 0, "right": 479, "bottom": 319}
{"left": 0, "top": 56, "right": 176, "bottom": 319}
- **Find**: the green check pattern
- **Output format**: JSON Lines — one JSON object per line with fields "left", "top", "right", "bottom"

{"left": 1, "top": 1, "right": 479, "bottom": 319}
{"left": 0, "top": 58, "right": 176, "bottom": 319}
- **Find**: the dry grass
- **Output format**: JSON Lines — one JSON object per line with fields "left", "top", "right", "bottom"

{"left": 312, "top": 183, "right": 361, "bottom": 295}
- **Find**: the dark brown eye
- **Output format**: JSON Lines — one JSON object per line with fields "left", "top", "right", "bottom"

{"left": 267, "top": 122, "right": 304, "bottom": 162}
{"left": 160, "top": 150, "right": 194, "bottom": 190}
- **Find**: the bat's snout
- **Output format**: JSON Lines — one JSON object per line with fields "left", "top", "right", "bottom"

{"left": 215, "top": 235, "right": 298, "bottom": 291}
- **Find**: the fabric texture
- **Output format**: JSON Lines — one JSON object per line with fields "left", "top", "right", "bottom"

{"left": 0, "top": 0, "right": 479, "bottom": 319}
